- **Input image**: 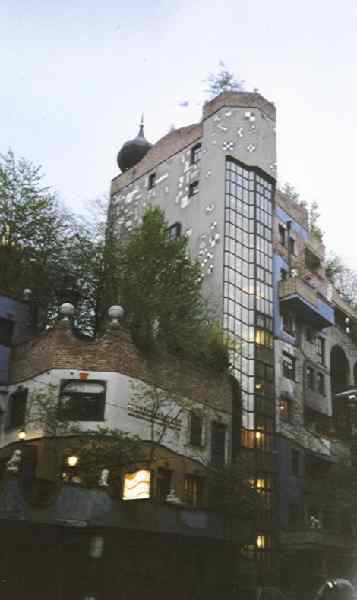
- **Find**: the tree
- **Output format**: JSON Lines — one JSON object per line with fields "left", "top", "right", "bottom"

{"left": 205, "top": 62, "right": 244, "bottom": 99}
{"left": 325, "top": 252, "right": 357, "bottom": 307}
{"left": 109, "top": 206, "right": 228, "bottom": 368}
{"left": 0, "top": 150, "right": 106, "bottom": 335}
{"left": 308, "top": 201, "right": 323, "bottom": 242}
{"left": 24, "top": 385, "right": 142, "bottom": 486}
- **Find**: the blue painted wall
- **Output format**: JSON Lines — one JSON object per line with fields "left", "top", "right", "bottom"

{"left": 0, "top": 292, "right": 33, "bottom": 384}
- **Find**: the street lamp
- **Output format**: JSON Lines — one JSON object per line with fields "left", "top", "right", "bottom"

{"left": 17, "top": 429, "right": 26, "bottom": 441}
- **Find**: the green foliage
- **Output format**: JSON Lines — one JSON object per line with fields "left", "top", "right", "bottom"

{"left": 207, "top": 458, "right": 261, "bottom": 518}
{"left": 308, "top": 201, "right": 323, "bottom": 242}
{"left": 279, "top": 182, "right": 301, "bottom": 203}
{"left": 110, "top": 206, "right": 228, "bottom": 368}
{"left": 0, "top": 150, "right": 106, "bottom": 335}
{"left": 326, "top": 252, "right": 357, "bottom": 307}
{"left": 205, "top": 62, "right": 244, "bottom": 99}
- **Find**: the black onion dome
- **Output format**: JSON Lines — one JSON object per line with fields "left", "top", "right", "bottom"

{"left": 117, "top": 117, "right": 152, "bottom": 172}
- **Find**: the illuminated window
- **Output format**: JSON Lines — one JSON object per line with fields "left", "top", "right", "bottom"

{"left": 279, "top": 396, "right": 290, "bottom": 420}
{"left": 256, "top": 534, "right": 266, "bottom": 549}
{"left": 123, "top": 469, "right": 151, "bottom": 500}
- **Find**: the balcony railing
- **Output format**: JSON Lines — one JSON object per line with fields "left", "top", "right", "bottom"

{"left": 280, "top": 528, "right": 350, "bottom": 550}
{"left": 279, "top": 278, "right": 335, "bottom": 329}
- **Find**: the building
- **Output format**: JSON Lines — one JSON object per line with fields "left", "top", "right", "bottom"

{"left": 0, "top": 306, "right": 255, "bottom": 599}
{"left": 109, "top": 90, "right": 357, "bottom": 595}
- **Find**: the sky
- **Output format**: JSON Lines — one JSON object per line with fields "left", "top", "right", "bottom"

{"left": 1, "top": 0, "right": 357, "bottom": 265}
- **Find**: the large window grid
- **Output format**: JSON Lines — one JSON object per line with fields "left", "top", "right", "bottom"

{"left": 224, "top": 159, "right": 274, "bottom": 442}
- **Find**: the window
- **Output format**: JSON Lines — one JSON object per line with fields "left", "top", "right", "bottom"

{"left": 190, "top": 412, "right": 203, "bottom": 447}
{"left": 315, "top": 336, "right": 325, "bottom": 365}
{"left": 148, "top": 172, "right": 156, "bottom": 189}
{"left": 291, "top": 449, "right": 300, "bottom": 477}
{"left": 156, "top": 468, "right": 172, "bottom": 501}
{"left": 288, "top": 236, "right": 296, "bottom": 256}
{"left": 279, "top": 396, "right": 291, "bottom": 421}
{"left": 190, "top": 143, "right": 201, "bottom": 165}
{"left": 211, "top": 422, "right": 226, "bottom": 466}
{"left": 167, "top": 222, "right": 181, "bottom": 241}
{"left": 282, "top": 352, "right": 295, "bottom": 381}
{"left": 0, "top": 317, "right": 14, "bottom": 346}
{"left": 289, "top": 503, "right": 299, "bottom": 526}
{"left": 317, "top": 373, "right": 325, "bottom": 395}
{"left": 184, "top": 474, "right": 203, "bottom": 507}
{"left": 306, "top": 327, "right": 315, "bottom": 343}
{"left": 188, "top": 181, "right": 199, "bottom": 197}
{"left": 123, "top": 469, "right": 151, "bottom": 500}
{"left": 282, "top": 313, "right": 295, "bottom": 337}
{"left": 279, "top": 224, "right": 286, "bottom": 246}
{"left": 8, "top": 387, "right": 28, "bottom": 429}
{"left": 280, "top": 268, "right": 288, "bottom": 281}
{"left": 306, "top": 366, "right": 315, "bottom": 390}
{"left": 58, "top": 380, "right": 106, "bottom": 421}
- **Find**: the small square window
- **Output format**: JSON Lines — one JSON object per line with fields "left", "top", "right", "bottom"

{"left": 0, "top": 317, "right": 14, "bottom": 347}
{"left": 167, "top": 222, "right": 181, "bottom": 241}
{"left": 184, "top": 474, "right": 203, "bottom": 507}
{"left": 279, "top": 224, "right": 286, "bottom": 246}
{"left": 190, "top": 143, "right": 201, "bottom": 166}
{"left": 283, "top": 352, "right": 295, "bottom": 381}
{"left": 280, "top": 268, "right": 288, "bottom": 281}
{"left": 279, "top": 396, "right": 291, "bottom": 421}
{"left": 189, "top": 181, "right": 199, "bottom": 197}
{"left": 190, "top": 413, "right": 203, "bottom": 447}
{"left": 8, "top": 387, "right": 28, "bottom": 429}
{"left": 282, "top": 313, "right": 295, "bottom": 337}
{"left": 317, "top": 373, "right": 325, "bottom": 395}
{"left": 148, "top": 173, "right": 156, "bottom": 189}
{"left": 288, "top": 237, "right": 296, "bottom": 256}
{"left": 306, "top": 366, "right": 315, "bottom": 390}
{"left": 315, "top": 336, "right": 325, "bottom": 365}
{"left": 211, "top": 422, "right": 226, "bottom": 466}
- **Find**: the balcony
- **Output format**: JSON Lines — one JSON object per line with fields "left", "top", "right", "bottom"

{"left": 280, "top": 528, "right": 350, "bottom": 550}
{"left": 279, "top": 278, "right": 335, "bottom": 329}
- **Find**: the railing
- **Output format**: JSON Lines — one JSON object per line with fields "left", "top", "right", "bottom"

{"left": 279, "top": 278, "right": 319, "bottom": 306}
{"left": 280, "top": 528, "right": 349, "bottom": 549}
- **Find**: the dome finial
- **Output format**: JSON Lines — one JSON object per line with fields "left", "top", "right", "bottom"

{"left": 139, "top": 114, "right": 144, "bottom": 137}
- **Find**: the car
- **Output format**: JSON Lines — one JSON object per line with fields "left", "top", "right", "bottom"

{"left": 314, "top": 579, "right": 357, "bottom": 600}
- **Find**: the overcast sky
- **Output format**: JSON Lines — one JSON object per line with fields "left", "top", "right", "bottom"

{"left": 1, "top": 0, "right": 357, "bottom": 265}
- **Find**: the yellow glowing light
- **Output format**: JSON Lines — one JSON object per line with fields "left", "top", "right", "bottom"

{"left": 255, "top": 431, "right": 263, "bottom": 441}
{"left": 256, "top": 479, "right": 265, "bottom": 490}
{"left": 18, "top": 430, "right": 26, "bottom": 440}
{"left": 123, "top": 469, "right": 151, "bottom": 500}
{"left": 256, "top": 535, "right": 265, "bottom": 549}
{"left": 67, "top": 455, "right": 79, "bottom": 467}
{"left": 255, "top": 383, "right": 263, "bottom": 390}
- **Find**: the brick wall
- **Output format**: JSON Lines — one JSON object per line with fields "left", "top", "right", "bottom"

{"left": 9, "top": 324, "right": 232, "bottom": 411}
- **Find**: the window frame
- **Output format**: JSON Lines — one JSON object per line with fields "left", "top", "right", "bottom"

{"left": 58, "top": 379, "right": 106, "bottom": 422}
{"left": 184, "top": 473, "right": 204, "bottom": 507}
{"left": 190, "top": 143, "right": 201, "bottom": 166}
{"left": 0, "top": 317, "right": 15, "bottom": 347}
{"left": 7, "top": 386, "right": 28, "bottom": 430}
{"left": 211, "top": 421, "right": 227, "bottom": 466}
{"left": 188, "top": 181, "right": 199, "bottom": 197}
{"left": 148, "top": 172, "right": 156, "bottom": 190}
{"left": 189, "top": 412, "right": 204, "bottom": 447}
{"left": 282, "top": 352, "right": 296, "bottom": 381}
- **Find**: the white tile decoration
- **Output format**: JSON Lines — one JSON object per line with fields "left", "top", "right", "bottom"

{"left": 217, "top": 124, "right": 228, "bottom": 132}
{"left": 225, "top": 111, "right": 232, "bottom": 117}
{"left": 247, "top": 144, "right": 256, "bottom": 153}
{"left": 244, "top": 111, "right": 256, "bottom": 122}
{"left": 237, "top": 127, "right": 244, "bottom": 138}
{"left": 180, "top": 196, "right": 189, "bottom": 209}
{"left": 206, "top": 203, "right": 215, "bottom": 213}
{"left": 222, "top": 141, "right": 235, "bottom": 151}
{"left": 205, "top": 170, "right": 212, "bottom": 178}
